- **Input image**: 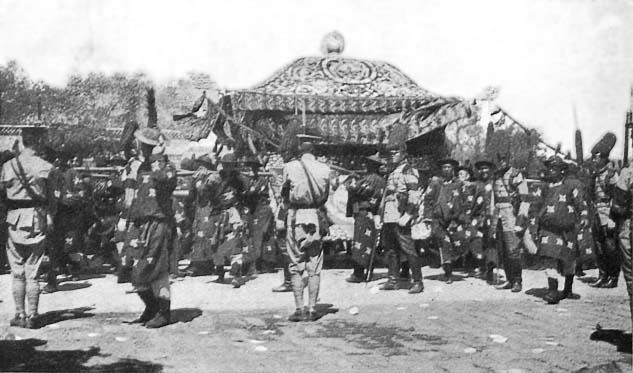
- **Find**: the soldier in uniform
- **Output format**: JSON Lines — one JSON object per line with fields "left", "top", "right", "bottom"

{"left": 470, "top": 160, "right": 496, "bottom": 281}
{"left": 281, "top": 140, "right": 331, "bottom": 321}
{"left": 45, "top": 151, "right": 92, "bottom": 292}
{"left": 537, "top": 156, "right": 589, "bottom": 304}
{"left": 455, "top": 164, "right": 478, "bottom": 273}
{"left": 422, "top": 158, "right": 463, "bottom": 284}
{"left": 492, "top": 155, "right": 530, "bottom": 292}
{"left": 345, "top": 153, "right": 386, "bottom": 283}
{"left": 1, "top": 126, "right": 55, "bottom": 328}
{"left": 241, "top": 157, "right": 278, "bottom": 277}
{"left": 185, "top": 154, "right": 218, "bottom": 277}
{"left": 126, "top": 128, "right": 177, "bottom": 328}
{"left": 589, "top": 154, "right": 620, "bottom": 288}
{"left": 200, "top": 153, "right": 249, "bottom": 287}
{"left": 609, "top": 157, "right": 633, "bottom": 322}
{"left": 380, "top": 149, "right": 424, "bottom": 293}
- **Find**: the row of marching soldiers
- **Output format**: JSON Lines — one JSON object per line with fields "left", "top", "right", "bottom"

{"left": 343, "top": 142, "right": 631, "bottom": 314}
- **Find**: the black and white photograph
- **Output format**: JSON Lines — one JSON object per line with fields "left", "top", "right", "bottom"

{"left": 0, "top": 0, "right": 631, "bottom": 371}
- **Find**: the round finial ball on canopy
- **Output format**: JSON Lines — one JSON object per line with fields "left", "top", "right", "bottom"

{"left": 321, "top": 31, "right": 345, "bottom": 55}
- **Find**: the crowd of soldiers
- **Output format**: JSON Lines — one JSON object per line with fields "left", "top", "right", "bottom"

{"left": 342, "top": 139, "right": 632, "bottom": 318}
{"left": 1, "top": 126, "right": 632, "bottom": 328}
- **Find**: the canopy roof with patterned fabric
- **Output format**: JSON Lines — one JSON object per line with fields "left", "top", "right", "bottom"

{"left": 220, "top": 32, "right": 475, "bottom": 152}
{"left": 230, "top": 56, "right": 444, "bottom": 114}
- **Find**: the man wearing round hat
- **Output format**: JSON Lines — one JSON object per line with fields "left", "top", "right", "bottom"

{"left": 471, "top": 160, "right": 498, "bottom": 283}
{"left": 242, "top": 156, "right": 278, "bottom": 277}
{"left": 454, "top": 163, "right": 477, "bottom": 272}
{"left": 491, "top": 154, "right": 530, "bottom": 293}
{"left": 588, "top": 150, "right": 619, "bottom": 288}
{"left": 537, "top": 156, "right": 589, "bottom": 304}
{"left": 346, "top": 153, "right": 387, "bottom": 283}
{"left": 422, "top": 158, "right": 463, "bottom": 284}
{"left": 184, "top": 154, "right": 220, "bottom": 277}
{"left": 205, "top": 153, "right": 250, "bottom": 287}
{"left": 44, "top": 149, "right": 91, "bottom": 293}
{"left": 380, "top": 149, "right": 424, "bottom": 293}
{"left": 124, "top": 127, "right": 177, "bottom": 328}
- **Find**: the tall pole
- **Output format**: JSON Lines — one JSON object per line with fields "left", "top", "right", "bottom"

{"left": 625, "top": 111, "right": 632, "bottom": 167}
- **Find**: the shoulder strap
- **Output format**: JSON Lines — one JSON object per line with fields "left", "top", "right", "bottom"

{"left": 298, "top": 159, "right": 318, "bottom": 205}
{"left": 10, "top": 156, "right": 46, "bottom": 203}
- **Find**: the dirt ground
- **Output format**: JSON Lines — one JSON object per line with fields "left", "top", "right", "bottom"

{"left": 0, "top": 266, "right": 631, "bottom": 372}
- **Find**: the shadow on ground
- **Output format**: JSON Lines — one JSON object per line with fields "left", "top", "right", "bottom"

{"left": 0, "top": 338, "right": 162, "bottom": 372}
{"left": 171, "top": 308, "right": 203, "bottom": 324}
{"left": 35, "top": 307, "right": 95, "bottom": 329}
{"left": 579, "top": 276, "right": 599, "bottom": 284}
{"left": 590, "top": 327, "right": 633, "bottom": 354}
{"left": 525, "top": 287, "right": 549, "bottom": 301}
{"left": 423, "top": 273, "right": 468, "bottom": 282}
{"left": 314, "top": 303, "right": 339, "bottom": 320}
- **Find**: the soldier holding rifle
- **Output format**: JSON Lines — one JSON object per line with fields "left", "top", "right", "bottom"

{"left": 346, "top": 153, "right": 387, "bottom": 283}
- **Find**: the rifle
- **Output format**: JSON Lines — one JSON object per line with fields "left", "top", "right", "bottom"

{"left": 365, "top": 182, "right": 389, "bottom": 283}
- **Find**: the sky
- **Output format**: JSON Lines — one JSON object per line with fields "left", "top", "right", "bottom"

{"left": 0, "top": 0, "right": 632, "bottom": 155}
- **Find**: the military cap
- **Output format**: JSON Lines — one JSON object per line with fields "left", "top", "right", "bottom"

{"left": 180, "top": 157, "right": 196, "bottom": 171}
{"left": 474, "top": 160, "right": 496, "bottom": 170}
{"left": 437, "top": 158, "right": 459, "bottom": 169}
{"left": 195, "top": 154, "right": 215, "bottom": 169}
{"left": 364, "top": 153, "right": 386, "bottom": 165}
{"left": 457, "top": 165, "right": 474, "bottom": 177}
{"left": 543, "top": 156, "right": 568, "bottom": 170}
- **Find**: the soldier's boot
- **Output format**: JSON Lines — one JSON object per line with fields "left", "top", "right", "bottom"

{"left": 399, "top": 262, "right": 410, "bottom": 281}
{"left": 543, "top": 278, "right": 561, "bottom": 304}
{"left": 214, "top": 265, "right": 225, "bottom": 283}
{"left": 600, "top": 276, "right": 619, "bottom": 288}
{"left": 129, "top": 290, "right": 158, "bottom": 324}
{"left": 25, "top": 313, "right": 39, "bottom": 329}
{"left": 117, "top": 263, "right": 133, "bottom": 284}
{"left": 42, "top": 269, "right": 58, "bottom": 294}
{"left": 9, "top": 313, "right": 27, "bottom": 328}
{"left": 485, "top": 263, "right": 496, "bottom": 285}
{"left": 590, "top": 270, "right": 608, "bottom": 288}
{"left": 474, "top": 258, "right": 486, "bottom": 278}
{"left": 408, "top": 281, "right": 424, "bottom": 294}
{"left": 272, "top": 265, "right": 292, "bottom": 292}
{"left": 346, "top": 265, "right": 365, "bottom": 283}
{"left": 244, "top": 261, "right": 257, "bottom": 278}
{"left": 561, "top": 275, "right": 580, "bottom": 300}
{"left": 495, "top": 261, "right": 514, "bottom": 290}
{"left": 145, "top": 298, "right": 170, "bottom": 328}
{"left": 511, "top": 263, "right": 523, "bottom": 292}
{"left": 575, "top": 260, "right": 586, "bottom": 277}
{"left": 380, "top": 276, "right": 400, "bottom": 291}
{"left": 231, "top": 263, "right": 244, "bottom": 288}
{"left": 443, "top": 263, "right": 453, "bottom": 284}
{"left": 511, "top": 280, "right": 523, "bottom": 293}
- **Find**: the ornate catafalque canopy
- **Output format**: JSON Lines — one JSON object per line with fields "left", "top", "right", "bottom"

{"left": 215, "top": 32, "right": 475, "bottom": 160}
